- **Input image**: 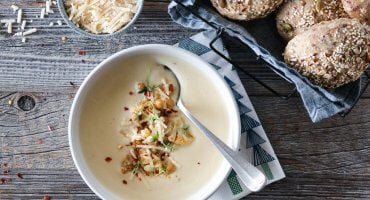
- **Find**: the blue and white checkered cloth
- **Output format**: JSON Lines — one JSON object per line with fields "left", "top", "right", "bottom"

{"left": 176, "top": 31, "right": 285, "bottom": 200}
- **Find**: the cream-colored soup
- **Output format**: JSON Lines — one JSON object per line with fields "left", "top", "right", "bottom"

{"left": 79, "top": 54, "right": 237, "bottom": 200}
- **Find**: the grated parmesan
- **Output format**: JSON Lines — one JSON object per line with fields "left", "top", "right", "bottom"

{"left": 61, "top": 36, "right": 67, "bottom": 43}
{"left": 1, "top": 19, "right": 16, "bottom": 24}
{"left": 21, "top": 20, "right": 26, "bottom": 30}
{"left": 46, "top": 0, "right": 51, "bottom": 14}
{"left": 11, "top": 5, "right": 19, "bottom": 13}
{"left": 13, "top": 32, "right": 23, "bottom": 37}
{"left": 7, "top": 22, "right": 13, "bottom": 34}
{"left": 17, "top": 9, "right": 22, "bottom": 24}
{"left": 65, "top": 0, "right": 138, "bottom": 34}
{"left": 23, "top": 28, "right": 37, "bottom": 36}
{"left": 40, "top": 8, "right": 45, "bottom": 19}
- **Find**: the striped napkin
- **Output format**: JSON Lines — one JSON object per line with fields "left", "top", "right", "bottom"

{"left": 175, "top": 31, "right": 285, "bottom": 199}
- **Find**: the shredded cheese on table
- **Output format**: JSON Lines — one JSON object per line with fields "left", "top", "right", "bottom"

{"left": 65, "top": 0, "right": 138, "bottom": 34}
{"left": 4, "top": 2, "right": 55, "bottom": 42}
{"left": 7, "top": 22, "right": 13, "bottom": 34}
{"left": 21, "top": 20, "right": 26, "bottom": 30}
{"left": 11, "top": 5, "right": 19, "bottom": 13}
{"left": 40, "top": 8, "right": 46, "bottom": 19}
{"left": 46, "top": 0, "right": 51, "bottom": 14}
{"left": 17, "top": 9, "right": 22, "bottom": 24}
{"left": 23, "top": 28, "right": 37, "bottom": 36}
{"left": 1, "top": 19, "right": 16, "bottom": 24}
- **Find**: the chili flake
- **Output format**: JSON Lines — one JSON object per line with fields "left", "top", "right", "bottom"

{"left": 169, "top": 84, "right": 174, "bottom": 93}
{"left": 78, "top": 50, "right": 86, "bottom": 55}
{"left": 105, "top": 157, "right": 112, "bottom": 162}
{"left": 144, "top": 91, "right": 151, "bottom": 97}
{"left": 69, "top": 81, "right": 76, "bottom": 89}
{"left": 17, "top": 173, "right": 24, "bottom": 179}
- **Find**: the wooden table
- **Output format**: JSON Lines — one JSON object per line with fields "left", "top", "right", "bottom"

{"left": 1, "top": 1, "right": 369, "bottom": 199}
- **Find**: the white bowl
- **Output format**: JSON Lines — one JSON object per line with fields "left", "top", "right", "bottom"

{"left": 69, "top": 44, "right": 241, "bottom": 200}
{"left": 57, "top": 0, "right": 143, "bottom": 39}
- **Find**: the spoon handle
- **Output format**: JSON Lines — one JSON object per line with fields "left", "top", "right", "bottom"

{"left": 177, "top": 99, "right": 266, "bottom": 192}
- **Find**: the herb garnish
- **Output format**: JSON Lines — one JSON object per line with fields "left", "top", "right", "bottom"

{"left": 152, "top": 132, "right": 159, "bottom": 140}
{"left": 162, "top": 142, "right": 175, "bottom": 152}
{"left": 159, "top": 165, "right": 167, "bottom": 174}
{"left": 149, "top": 113, "right": 159, "bottom": 122}
{"left": 131, "top": 162, "right": 141, "bottom": 176}
{"left": 138, "top": 70, "right": 158, "bottom": 93}
{"left": 180, "top": 125, "right": 189, "bottom": 135}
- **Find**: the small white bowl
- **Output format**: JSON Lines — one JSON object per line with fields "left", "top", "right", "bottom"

{"left": 57, "top": 0, "right": 143, "bottom": 39}
{"left": 69, "top": 44, "right": 241, "bottom": 200}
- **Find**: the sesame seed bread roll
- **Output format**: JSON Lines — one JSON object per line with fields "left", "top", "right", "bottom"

{"left": 284, "top": 18, "right": 370, "bottom": 88}
{"left": 341, "top": 0, "right": 370, "bottom": 25}
{"left": 210, "top": 0, "right": 284, "bottom": 21}
{"left": 276, "top": 0, "right": 349, "bottom": 41}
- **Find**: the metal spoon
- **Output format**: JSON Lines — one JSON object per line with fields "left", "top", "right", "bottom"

{"left": 163, "top": 65, "right": 267, "bottom": 192}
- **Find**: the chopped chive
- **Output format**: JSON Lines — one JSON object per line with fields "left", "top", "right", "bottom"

{"left": 152, "top": 132, "right": 159, "bottom": 140}
{"left": 163, "top": 142, "right": 175, "bottom": 152}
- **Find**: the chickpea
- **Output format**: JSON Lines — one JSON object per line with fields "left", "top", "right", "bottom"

{"left": 154, "top": 99, "right": 164, "bottom": 109}
{"left": 133, "top": 140, "right": 142, "bottom": 147}
{"left": 166, "top": 162, "right": 176, "bottom": 174}
{"left": 136, "top": 82, "right": 145, "bottom": 92}
{"left": 141, "top": 128, "right": 150, "bottom": 137}
{"left": 121, "top": 155, "right": 134, "bottom": 173}
{"left": 166, "top": 98, "right": 174, "bottom": 109}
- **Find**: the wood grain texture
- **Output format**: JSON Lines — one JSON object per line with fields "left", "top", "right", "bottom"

{"left": 0, "top": 0, "right": 369, "bottom": 199}
{"left": 1, "top": 94, "right": 369, "bottom": 199}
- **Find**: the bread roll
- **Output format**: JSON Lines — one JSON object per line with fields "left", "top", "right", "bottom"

{"left": 341, "top": 0, "right": 370, "bottom": 25}
{"left": 284, "top": 18, "right": 369, "bottom": 88}
{"left": 211, "top": 0, "right": 283, "bottom": 21}
{"left": 276, "top": 0, "right": 348, "bottom": 41}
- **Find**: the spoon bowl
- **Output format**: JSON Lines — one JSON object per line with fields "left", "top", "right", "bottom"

{"left": 164, "top": 65, "right": 267, "bottom": 192}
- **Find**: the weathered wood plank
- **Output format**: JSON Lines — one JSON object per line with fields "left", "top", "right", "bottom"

{"left": 0, "top": 0, "right": 198, "bottom": 94}
{"left": 0, "top": 169, "right": 369, "bottom": 199}
{"left": 1, "top": 0, "right": 369, "bottom": 199}
{"left": 0, "top": 92, "right": 73, "bottom": 169}
{"left": 2, "top": 93, "right": 369, "bottom": 170}
{"left": 1, "top": 93, "right": 370, "bottom": 199}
